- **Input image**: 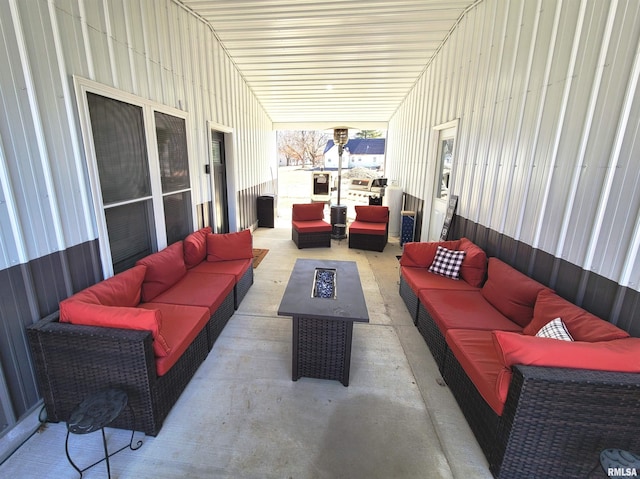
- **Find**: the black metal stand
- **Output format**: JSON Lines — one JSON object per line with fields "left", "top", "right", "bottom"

{"left": 330, "top": 204, "right": 347, "bottom": 240}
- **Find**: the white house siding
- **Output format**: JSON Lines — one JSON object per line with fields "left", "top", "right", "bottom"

{"left": 0, "top": 0, "right": 273, "bottom": 443}
{"left": 387, "top": 0, "right": 640, "bottom": 306}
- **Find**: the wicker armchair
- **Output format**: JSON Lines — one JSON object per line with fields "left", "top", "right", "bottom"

{"left": 348, "top": 205, "right": 389, "bottom": 252}
{"left": 291, "top": 203, "right": 332, "bottom": 248}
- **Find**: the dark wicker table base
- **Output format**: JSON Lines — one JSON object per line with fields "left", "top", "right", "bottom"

{"left": 292, "top": 316, "right": 354, "bottom": 386}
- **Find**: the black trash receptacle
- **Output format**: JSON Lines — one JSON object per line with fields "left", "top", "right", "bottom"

{"left": 257, "top": 195, "right": 274, "bottom": 228}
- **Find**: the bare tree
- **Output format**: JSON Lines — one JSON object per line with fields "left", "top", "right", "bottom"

{"left": 355, "top": 130, "right": 383, "bottom": 139}
{"left": 277, "top": 130, "right": 330, "bottom": 167}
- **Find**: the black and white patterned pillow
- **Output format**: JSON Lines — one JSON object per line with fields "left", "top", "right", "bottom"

{"left": 535, "top": 317, "right": 574, "bottom": 341}
{"left": 428, "top": 246, "right": 466, "bottom": 280}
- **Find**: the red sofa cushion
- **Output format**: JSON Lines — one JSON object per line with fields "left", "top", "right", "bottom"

{"left": 349, "top": 221, "right": 387, "bottom": 235}
{"left": 292, "top": 219, "right": 332, "bottom": 233}
{"left": 523, "top": 289, "right": 630, "bottom": 341}
{"left": 420, "top": 290, "right": 523, "bottom": 333}
{"left": 184, "top": 227, "right": 212, "bottom": 268}
{"left": 140, "top": 302, "right": 210, "bottom": 376}
{"left": 149, "top": 271, "right": 235, "bottom": 315}
{"left": 355, "top": 205, "right": 389, "bottom": 223}
{"left": 458, "top": 238, "right": 488, "bottom": 288}
{"left": 401, "top": 266, "right": 479, "bottom": 293}
{"left": 493, "top": 330, "right": 640, "bottom": 374}
{"left": 400, "top": 240, "right": 461, "bottom": 268}
{"left": 136, "top": 242, "right": 187, "bottom": 302}
{"left": 61, "top": 265, "right": 147, "bottom": 308}
{"left": 481, "top": 258, "right": 549, "bottom": 327}
{"left": 59, "top": 301, "right": 171, "bottom": 357}
{"left": 446, "top": 329, "right": 508, "bottom": 415}
{"left": 190, "top": 259, "right": 251, "bottom": 283}
{"left": 207, "top": 229, "right": 253, "bottom": 262}
{"left": 292, "top": 203, "right": 324, "bottom": 221}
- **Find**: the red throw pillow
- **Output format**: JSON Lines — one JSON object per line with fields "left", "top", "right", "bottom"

{"left": 136, "top": 242, "right": 187, "bottom": 302}
{"left": 492, "top": 330, "right": 640, "bottom": 373}
{"left": 292, "top": 203, "right": 324, "bottom": 221}
{"left": 458, "top": 238, "right": 487, "bottom": 287}
{"left": 355, "top": 205, "right": 389, "bottom": 223}
{"left": 59, "top": 301, "right": 171, "bottom": 357}
{"left": 184, "top": 227, "right": 212, "bottom": 268}
{"left": 523, "top": 289, "right": 630, "bottom": 341}
{"left": 480, "top": 258, "right": 549, "bottom": 327}
{"left": 207, "top": 229, "right": 253, "bottom": 262}
{"left": 400, "top": 240, "right": 460, "bottom": 268}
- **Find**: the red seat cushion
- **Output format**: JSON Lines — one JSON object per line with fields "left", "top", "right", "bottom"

{"left": 190, "top": 258, "right": 251, "bottom": 283}
{"left": 446, "top": 329, "right": 509, "bottom": 415}
{"left": 292, "top": 203, "right": 324, "bottom": 221}
{"left": 420, "top": 290, "right": 523, "bottom": 333}
{"left": 184, "top": 227, "right": 212, "bottom": 268}
{"left": 349, "top": 220, "right": 387, "bottom": 235}
{"left": 292, "top": 219, "right": 332, "bottom": 233}
{"left": 400, "top": 241, "right": 461, "bottom": 268}
{"left": 150, "top": 271, "right": 234, "bottom": 315}
{"left": 140, "top": 302, "right": 210, "bottom": 376}
{"left": 207, "top": 229, "right": 253, "bottom": 262}
{"left": 523, "top": 290, "right": 630, "bottom": 341}
{"left": 136, "top": 242, "right": 187, "bottom": 302}
{"left": 401, "top": 266, "right": 479, "bottom": 293}
{"left": 480, "top": 258, "right": 550, "bottom": 327}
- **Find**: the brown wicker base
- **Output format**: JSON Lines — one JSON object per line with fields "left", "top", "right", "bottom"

{"left": 206, "top": 290, "right": 235, "bottom": 349}
{"left": 348, "top": 232, "right": 387, "bottom": 252}
{"left": 292, "top": 316, "right": 353, "bottom": 386}
{"left": 416, "top": 303, "right": 448, "bottom": 373}
{"left": 292, "top": 227, "right": 331, "bottom": 248}
{"left": 234, "top": 265, "right": 254, "bottom": 309}
{"left": 399, "top": 275, "right": 419, "bottom": 324}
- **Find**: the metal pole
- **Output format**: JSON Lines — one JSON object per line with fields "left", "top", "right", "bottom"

{"left": 337, "top": 144, "right": 343, "bottom": 205}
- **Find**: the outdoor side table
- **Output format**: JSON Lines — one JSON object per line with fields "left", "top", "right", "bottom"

{"left": 66, "top": 388, "right": 142, "bottom": 478}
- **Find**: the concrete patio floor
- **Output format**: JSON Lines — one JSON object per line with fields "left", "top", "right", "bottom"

{"left": 0, "top": 210, "right": 493, "bottom": 479}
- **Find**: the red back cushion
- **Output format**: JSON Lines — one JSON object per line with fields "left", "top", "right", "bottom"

{"left": 458, "top": 238, "right": 488, "bottom": 287}
{"left": 523, "top": 289, "right": 630, "bottom": 341}
{"left": 481, "top": 258, "right": 549, "bottom": 327}
{"left": 60, "top": 265, "right": 147, "bottom": 309}
{"left": 292, "top": 203, "right": 324, "bottom": 221}
{"left": 59, "top": 301, "right": 171, "bottom": 357}
{"left": 355, "top": 205, "right": 389, "bottom": 223}
{"left": 136, "top": 242, "right": 187, "bottom": 302}
{"left": 400, "top": 240, "right": 460, "bottom": 268}
{"left": 207, "top": 229, "right": 253, "bottom": 262}
{"left": 492, "top": 330, "right": 640, "bottom": 373}
{"left": 184, "top": 227, "right": 212, "bottom": 268}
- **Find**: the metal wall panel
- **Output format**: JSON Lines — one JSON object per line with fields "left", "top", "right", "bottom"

{"left": 387, "top": 0, "right": 640, "bottom": 301}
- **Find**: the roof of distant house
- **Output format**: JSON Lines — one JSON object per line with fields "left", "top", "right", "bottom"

{"left": 324, "top": 138, "right": 385, "bottom": 155}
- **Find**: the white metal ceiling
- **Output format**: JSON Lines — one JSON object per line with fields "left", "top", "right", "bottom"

{"left": 178, "top": 0, "right": 479, "bottom": 128}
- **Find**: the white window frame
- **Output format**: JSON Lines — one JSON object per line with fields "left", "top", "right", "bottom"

{"left": 74, "top": 76, "right": 196, "bottom": 278}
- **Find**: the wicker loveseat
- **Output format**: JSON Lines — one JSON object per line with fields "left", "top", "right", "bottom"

{"left": 399, "top": 239, "right": 640, "bottom": 478}
{"left": 27, "top": 228, "right": 253, "bottom": 437}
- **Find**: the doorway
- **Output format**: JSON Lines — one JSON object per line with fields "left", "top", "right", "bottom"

{"left": 428, "top": 120, "right": 458, "bottom": 241}
{"left": 210, "top": 130, "right": 229, "bottom": 233}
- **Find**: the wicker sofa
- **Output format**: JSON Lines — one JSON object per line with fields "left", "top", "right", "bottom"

{"left": 399, "top": 239, "right": 640, "bottom": 478}
{"left": 27, "top": 228, "right": 253, "bottom": 437}
{"left": 291, "top": 202, "right": 332, "bottom": 248}
{"left": 348, "top": 205, "right": 389, "bottom": 252}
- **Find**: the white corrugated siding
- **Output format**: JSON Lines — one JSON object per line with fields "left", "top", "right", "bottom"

{"left": 386, "top": 0, "right": 640, "bottom": 292}
{"left": 0, "top": 0, "right": 274, "bottom": 271}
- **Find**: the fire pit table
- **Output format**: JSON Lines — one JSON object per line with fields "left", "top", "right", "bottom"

{"left": 277, "top": 259, "right": 369, "bottom": 386}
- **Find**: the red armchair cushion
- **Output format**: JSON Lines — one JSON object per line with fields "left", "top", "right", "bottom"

{"left": 458, "top": 238, "right": 488, "bottom": 287}
{"left": 292, "top": 219, "right": 332, "bottom": 233}
{"left": 481, "top": 258, "right": 549, "bottom": 327}
{"left": 136, "top": 242, "right": 187, "bottom": 302}
{"left": 292, "top": 203, "right": 325, "bottom": 221}
{"left": 354, "top": 205, "right": 389, "bottom": 223}
{"left": 400, "top": 241, "right": 461, "bottom": 268}
{"left": 184, "top": 227, "right": 212, "bottom": 268}
{"left": 523, "top": 289, "right": 630, "bottom": 341}
{"left": 59, "top": 301, "right": 170, "bottom": 357}
{"left": 207, "top": 229, "right": 253, "bottom": 262}
{"left": 349, "top": 221, "right": 387, "bottom": 235}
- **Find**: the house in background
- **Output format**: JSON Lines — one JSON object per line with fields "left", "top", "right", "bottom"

{"left": 323, "top": 138, "right": 386, "bottom": 170}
